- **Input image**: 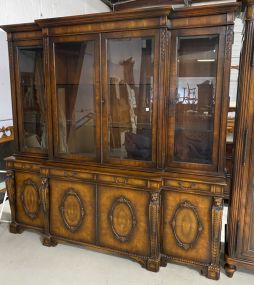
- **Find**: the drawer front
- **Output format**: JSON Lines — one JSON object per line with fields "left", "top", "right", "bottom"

{"left": 15, "top": 172, "right": 44, "bottom": 228}
{"left": 98, "top": 185, "right": 150, "bottom": 257}
{"left": 162, "top": 190, "right": 212, "bottom": 264}
{"left": 164, "top": 179, "right": 210, "bottom": 192}
{"left": 50, "top": 179, "right": 96, "bottom": 244}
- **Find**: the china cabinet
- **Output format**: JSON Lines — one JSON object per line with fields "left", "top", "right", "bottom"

{"left": 2, "top": 2, "right": 239, "bottom": 280}
{"left": 225, "top": 0, "right": 254, "bottom": 277}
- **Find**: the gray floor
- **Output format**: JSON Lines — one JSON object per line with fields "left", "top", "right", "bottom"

{"left": 0, "top": 202, "right": 254, "bottom": 285}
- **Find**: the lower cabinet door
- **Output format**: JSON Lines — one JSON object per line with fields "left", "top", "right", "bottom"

{"left": 98, "top": 185, "right": 150, "bottom": 257}
{"left": 15, "top": 172, "right": 44, "bottom": 229}
{"left": 50, "top": 179, "right": 96, "bottom": 244}
{"left": 162, "top": 190, "right": 212, "bottom": 264}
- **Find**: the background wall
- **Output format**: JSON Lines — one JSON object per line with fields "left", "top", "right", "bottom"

{"left": 0, "top": 0, "right": 109, "bottom": 127}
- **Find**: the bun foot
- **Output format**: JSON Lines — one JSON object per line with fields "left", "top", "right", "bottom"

{"left": 224, "top": 263, "right": 236, "bottom": 278}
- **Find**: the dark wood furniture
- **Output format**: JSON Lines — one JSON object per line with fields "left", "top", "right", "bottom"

{"left": 1, "top": 3, "right": 239, "bottom": 280}
{"left": 225, "top": 0, "right": 254, "bottom": 277}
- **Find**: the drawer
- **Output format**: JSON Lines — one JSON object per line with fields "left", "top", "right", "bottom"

{"left": 98, "top": 185, "right": 150, "bottom": 257}
{"left": 164, "top": 179, "right": 210, "bottom": 192}
{"left": 162, "top": 190, "right": 212, "bottom": 264}
{"left": 15, "top": 172, "right": 44, "bottom": 229}
{"left": 50, "top": 179, "right": 96, "bottom": 244}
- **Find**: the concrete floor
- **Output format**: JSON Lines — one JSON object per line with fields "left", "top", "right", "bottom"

{"left": 0, "top": 202, "right": 254, "bottom": 285}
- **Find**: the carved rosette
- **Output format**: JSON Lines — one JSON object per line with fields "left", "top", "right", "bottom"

{"left": 109, "top": 196, "right": 137, "bottom": 243}
{"left": 171, "top": 200, "right": 203, "bottom": 250}
{"left": 5, "top": 170, "right": 15, "bottom": 222}
{"left": 21, "top": 179, "right": 41, "bottom": 220}
{"left": 60, "top": 188, "right": 85, "bottom": 233}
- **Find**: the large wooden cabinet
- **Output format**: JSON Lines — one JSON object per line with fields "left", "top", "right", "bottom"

{"left": 225, "top": 0, "right": 254, "bottom": 277}
{"left": 2, "top": 3, "right": 239, "bottom": 280}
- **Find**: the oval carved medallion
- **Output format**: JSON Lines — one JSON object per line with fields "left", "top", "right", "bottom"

{"left": 171, "top": 200, "right": 203, "bottom": 250}
{"left": 109, "top": 196, "right": 137, "bottom": 243}
{"left": 60, "top": 189, "right": 85, "bottom": 233}
{"left": 21, "top": 179, "right": 40, "bottom": 220}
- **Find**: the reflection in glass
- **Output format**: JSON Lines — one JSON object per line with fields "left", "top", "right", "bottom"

{"left": 107, "top": 37, "right": 154, "bottom": 161}
{"left": 55, "top": 41, "right": 96, "bottom": 155}
{"left": 174, "top": 36, "right": 219, "bottom": 164}
{"left": 18, "top": 47, "right": 46, "bottom": 149}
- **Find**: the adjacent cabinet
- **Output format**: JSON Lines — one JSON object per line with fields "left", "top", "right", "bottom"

{"left": 2, "top": 3, "right": 240, "bottom": 280}
{"left": 225, "top": 0, "right": 254, "bottom": 277}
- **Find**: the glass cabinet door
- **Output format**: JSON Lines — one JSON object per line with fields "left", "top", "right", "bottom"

{"left": 103, "top": 31, "right": 158, "bottom": 165}
{"left": 52, "top": 37, "right": 99, "bottom": 160}
{"left": 168, "top": 29, "right": 223, "bottom": 170}
{"left": 17, "top": 45, "right": 47, "bottom": 152}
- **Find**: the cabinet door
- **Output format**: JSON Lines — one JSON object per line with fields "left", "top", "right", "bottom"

{"left": 51, "top": 35, "right": 100, "bottom": 161}
{"left": 15, "top": 172, "right": 44, "bottom": 229}
{"left": 167, "top": 27, "right": 227, "bottom": 172}
{"left": 50, "top": 179, "right": 96, "bottom": 244}
{"left": 162, "top": 190, "right": 212, "bottom": 264}
{"left": 102, "top": 30, "right": 159, "bottom": 167}
{"left": 98, "top": 185, "right": 151, "bottom": 256}
{"left": 14, "top": 40, "right": 47, "bottom": 155}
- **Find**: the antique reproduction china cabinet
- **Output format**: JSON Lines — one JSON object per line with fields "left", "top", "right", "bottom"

{"left": 225, "top": 0, "right": 254, "bottom": 277}
{"left": 2, "top": 2, "right": 240, "bottom": 280}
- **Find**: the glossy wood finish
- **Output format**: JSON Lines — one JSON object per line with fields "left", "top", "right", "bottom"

{"left": 225, "top": 0, "right": 254, "bottom": 277}
{"left": 15, "top": 171, "right": 44, "bottom": 229}
{"left": 1, "top": 3, "right": 240, "bottom": 280}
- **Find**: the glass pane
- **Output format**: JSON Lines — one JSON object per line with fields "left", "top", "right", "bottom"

{"left": 174, "top": 36, "right": 219, "bottom": 164}
{"left": 107, "top": 37, "right": 154, "bottom": 161}
{"left": 18, "top": 47, "right": 46, "bottom": 149}
{"left": 55, "top": 41, "right": 96, "bottom": 155}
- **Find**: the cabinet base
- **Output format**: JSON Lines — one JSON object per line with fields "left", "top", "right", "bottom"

{"left": 161, "top": 256, "right": 221, "bottom": 280}
{"left": 206, "top": 265, "right": 220, "bottom": 280}
{"left": 42, "top": 236, "right": 58, "bottom": 247}
{"left": 9, "top": 222, "right": 23, "bottom": 234}
{"left": 146, "top": 258, "right": 160, "bottom": 272}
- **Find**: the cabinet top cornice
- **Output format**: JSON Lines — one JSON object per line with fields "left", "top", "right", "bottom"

{"left": 0, "top": 2, "right": 240, "bottom": 33}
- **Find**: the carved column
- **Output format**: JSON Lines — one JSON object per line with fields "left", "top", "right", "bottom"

{"left": 147, "top": 191, "right": 161, "bottom": 272}
{"left": 225, "top": 0, "right": 254, "bottom": 278}
{"left": 207, "top": 197, "right": 223, "bottom": 280}
{"left": 40, "top": 172, "right": 57, "bottom": 247}
{"left": 5, "top": 169, "right": 22, "bottom": 233}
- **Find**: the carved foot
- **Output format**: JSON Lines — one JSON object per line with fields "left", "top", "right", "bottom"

{"left": 9, "top": 222, "right": 23, "bottom": 234}
{"left": 206, "top": 265, "right": 220, "bottom": 280}
{"left": 42, "top": 236, "right": 57, "bottom": 247}
{"left": 224, "top": 263, "right": 236, "bottom": 278}
{"left": 146, "top": 258, "right": 160, "bottom": 272}
{"left": 160, "top": 256, "right": 168, "bottom": 267}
